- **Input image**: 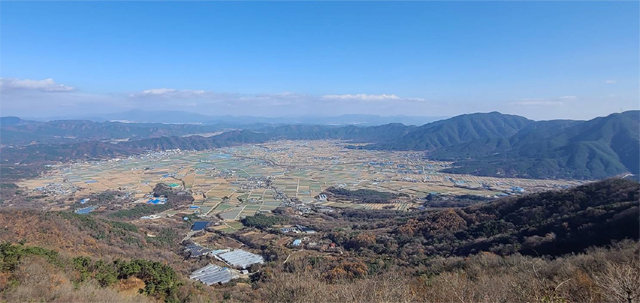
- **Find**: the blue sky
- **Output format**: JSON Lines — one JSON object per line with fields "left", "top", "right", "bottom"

{"left": 0, "top": 1, "right": 638, "bottom": 120}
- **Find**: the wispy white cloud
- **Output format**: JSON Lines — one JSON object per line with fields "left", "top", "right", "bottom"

{"left": 321, "top": 93, "right": 425, "bottom": 102}
{"left": 604, "top": 80, "right": 616, "bottom": 84}
{"left": 558, "top": 95, "right": 577, "bottom": 100}
{"left": 130, "top": 88, "right": 207, "bottom": 98}
{"left": 511, "top": 95, "right": 578, "bottom": 106}
{"left": 322, "top": 93, "right": 400, "bottom": 101}
{"left": 129, "top": 89, "right": 427, "bottom": 106}
{"left": 0, "top": 78, "right": 74, "bottom": 92}
{"left": 512, "top": 100, "right": 564, "bottom": 106}
{"left": 127, "top": 89, "right": 313, "bottom": 110}
{"left": 120, "top": 89, "right": 431, "bottom": 116}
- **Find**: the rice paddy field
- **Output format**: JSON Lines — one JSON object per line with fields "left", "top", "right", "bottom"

{"left": 19, "top": 140, "right": 583, "bottom": 221}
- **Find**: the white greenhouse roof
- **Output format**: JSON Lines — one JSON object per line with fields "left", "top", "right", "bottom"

{"left": 217, "top": 249, "right": 264, "bottom": 269}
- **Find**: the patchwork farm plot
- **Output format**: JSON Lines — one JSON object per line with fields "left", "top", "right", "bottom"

{"left": 19, "top": 140, "right": 583, "bottom": 221}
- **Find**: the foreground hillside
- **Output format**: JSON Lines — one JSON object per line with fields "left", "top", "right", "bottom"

{"left": 321, "top": 178, "right": 639, "bottom": 262}
{"left": 0, "top": 178, "right": 637, "bottom": 302}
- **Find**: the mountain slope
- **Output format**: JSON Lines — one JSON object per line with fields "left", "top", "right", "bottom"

{"left": 264, "top": 123, "right": 415, "bottom": 142}
{"left": 383, "top": 178, "right": 639, "bottom": 257}
{"left": 0, "top": 130, "right": 270, "bottom": 164}
{"left": 458, "top": 178, "right": 639, "bottom": 255}
{"left": 442, "top": 111, "right": 639, "bottom": 179}
{"left": 370, "top": 112, "right": 533, "bottom": 150}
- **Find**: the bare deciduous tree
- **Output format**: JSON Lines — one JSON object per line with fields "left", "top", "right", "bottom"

{"left": 595, "top": 260, "right": 640, "bottom": 303}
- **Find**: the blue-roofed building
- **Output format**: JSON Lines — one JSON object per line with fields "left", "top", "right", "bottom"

{"left": 292, "top": 239, "right": 302, "bottom": 247}
{"left": 147, "top": 197, "right": 167, "bottom": 204}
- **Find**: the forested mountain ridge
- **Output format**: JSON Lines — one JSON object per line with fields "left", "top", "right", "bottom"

{"left": 368, "top": 111, "right": 534, "bottom": 150}
{"left": 436, "top": 111, "right": 639, "bottom": 179}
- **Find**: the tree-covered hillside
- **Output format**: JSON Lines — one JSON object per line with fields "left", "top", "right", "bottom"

{"left": 438, "top": 111, "right": 639, "bottom": 179}
{"left": 333, "top": 178, "right": 639, "bottom": 259}
{"left": 370, "top": 112, "right": 533, "bottom": 150}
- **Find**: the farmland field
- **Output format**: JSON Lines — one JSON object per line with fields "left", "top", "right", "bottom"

{"left": 18, "top": 140, "right": 583, "bottom": 221}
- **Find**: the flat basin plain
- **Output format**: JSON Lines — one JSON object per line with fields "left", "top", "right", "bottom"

{"left": 19, "top": 140, "right": 582, "bottom": 224}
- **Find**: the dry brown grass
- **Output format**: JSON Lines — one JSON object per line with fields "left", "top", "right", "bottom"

{"left": 256, "top": 270, "right": 417, "bottom": 303}
{"left": 245, "top": 241, "right": 639, "bottom": 303}
{"left": 2, "top": 256, "right": 153, "bottom": 303}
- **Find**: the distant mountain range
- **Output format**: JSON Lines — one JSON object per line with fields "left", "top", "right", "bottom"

{"left": 0, "top": 117, "right": 229, "bottom": 146}
{"left": 1, "top": 111, "right": 638, "bottom": 180}
{"left": 20, "top": 110, "right": 445, "bottom": 126}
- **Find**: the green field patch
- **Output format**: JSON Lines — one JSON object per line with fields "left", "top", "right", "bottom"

{"left": 260, "top": 205, "right": 279, "bottom": 211}
{"left": 218, "top": 226, "right": 236, "bottom": 233}
{"left": 219, "top": 208, "right": 243, "bottom": 220}
{"left": 227, "top": 221, "right": 244, "bottom": 230}
{"left": 240, "top": 210, "right": 257, "bottom": 217}
{"left": 236, "top": 171, "right": 251, "bottom": 178}
{"left": 214, "top": 203, "right": 234, "bottom": 211}
{"left": 205, "top": 197, "right": 222, "bottom": 203}
{"left": 198, "top": 206, "right": 213, "bottom": 214}
{"left": 325, "top": 202, "right": 356, "bottom": 208}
